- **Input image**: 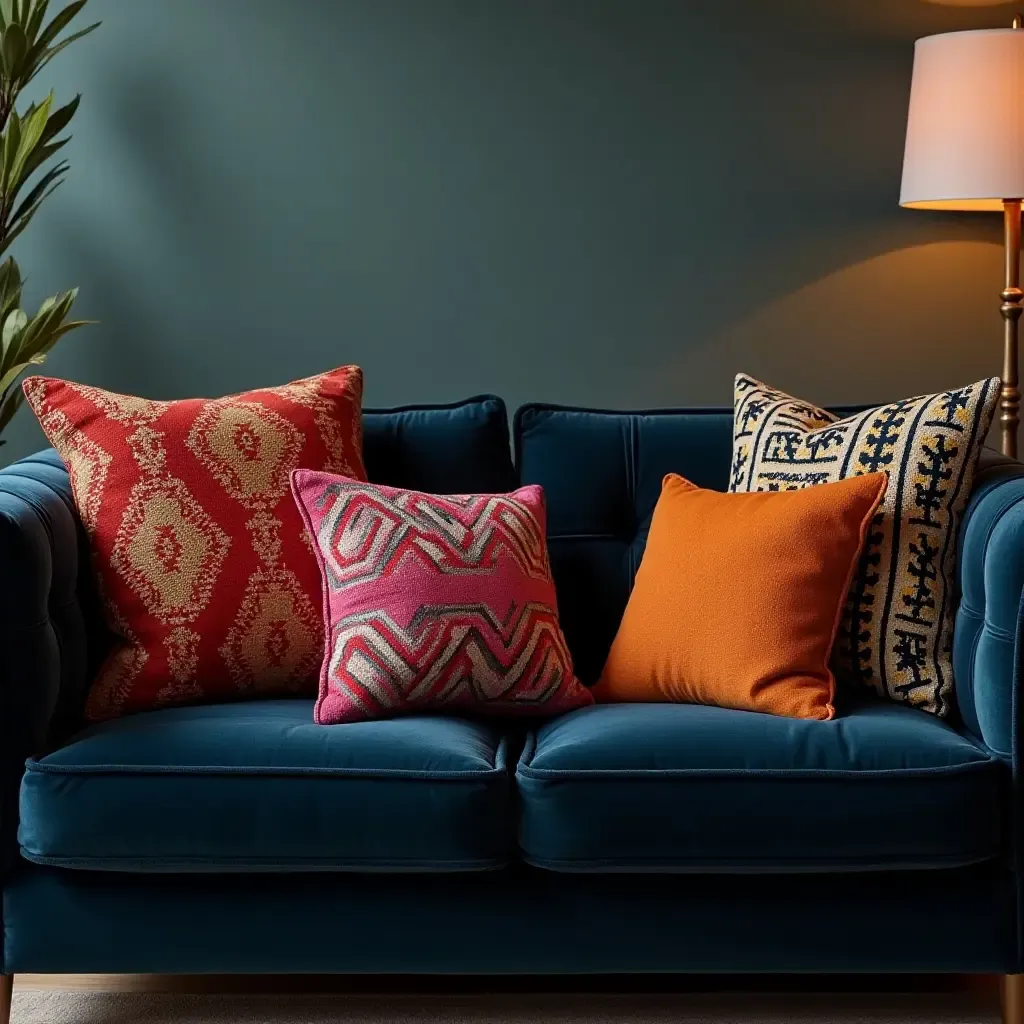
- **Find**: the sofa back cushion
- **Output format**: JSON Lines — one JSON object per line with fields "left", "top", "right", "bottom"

{"left": 515, "top": 405, "right": 733, "bottom": 685}
{"left": 515, "top": 403, "right": 864, "bottom": 686}
{"left": 364, "top": 396, "right": 516, "bottom": 495}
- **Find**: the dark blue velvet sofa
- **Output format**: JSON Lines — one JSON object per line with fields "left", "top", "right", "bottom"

{"left": 3, "top": 394, "right": 1024, "bottom": 1012}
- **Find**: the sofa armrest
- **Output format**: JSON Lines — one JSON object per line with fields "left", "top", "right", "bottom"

{"left": 955, "top": 448, "right": 1024, "bottom": 760}
{"left": 0, "top": 449, "right": 89, "bottom": 871}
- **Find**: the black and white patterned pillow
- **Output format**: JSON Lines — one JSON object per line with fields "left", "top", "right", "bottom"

{"left": 730, "top": 374, "right": 999, "bottom": 715}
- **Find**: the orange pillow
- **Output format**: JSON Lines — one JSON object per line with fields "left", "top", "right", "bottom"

{"left": 592, "top": 472, "right": 887, "bottom": 720}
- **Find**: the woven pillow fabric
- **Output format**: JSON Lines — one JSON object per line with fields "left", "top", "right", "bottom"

{"left": 728, "top": 373, "right": 999, "bottom": 715}
{"left": 290, "top": 471, "right": 593, "bottom": 723}
{"left": 24, "top": 367, "right": 366, "bottom": 720}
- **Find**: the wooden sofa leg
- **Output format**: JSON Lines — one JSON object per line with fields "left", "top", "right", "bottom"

{"left": 0, "top": 974, "right": 10, "bottom": 1024}
{"left": 1004, "top": 974, "right": 1024, "bottom": 1024}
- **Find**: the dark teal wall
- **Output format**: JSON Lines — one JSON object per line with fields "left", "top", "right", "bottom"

{"left": 2, "top": 0, "right": 1015, "bottom": 460}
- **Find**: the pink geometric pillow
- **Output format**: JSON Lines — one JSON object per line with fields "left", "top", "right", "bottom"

{"left": 290, "top": 471, "right": 594, "bottom": 724}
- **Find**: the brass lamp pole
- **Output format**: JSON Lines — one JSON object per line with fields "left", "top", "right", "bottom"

{"left": 999, "top": 15, "right": 1024, "bottom": 458}
{"left": 1001, "top": 190, "right": 1022, "bottom": 457}
{"left": 900, "top": 16, "right": 1024, "bottom": 458}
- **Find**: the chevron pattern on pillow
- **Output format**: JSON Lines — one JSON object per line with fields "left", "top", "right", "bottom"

{"left": 291, "top": 472, "right": 593, "bottom": 724}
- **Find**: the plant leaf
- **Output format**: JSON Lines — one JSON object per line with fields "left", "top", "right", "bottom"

{"left": 0, "top": 259, "right": 23, "bottom": 339}
{"left": 16, "top": 286, "right": 75, "bottom": 359}
{"left": 0, "top": 300, "right": 26, "bottom": 375}
{"left": 0, "top": 353, "right": 44, "bottom": 397}
{"left": 26, "top": 0, "right": 49, "bottom": 43}
{"left": 2, "top": 22, "right": 27, "bottom": 84}
{"left": 1, "top": 304, "right": 27, "bottom": 373}
{"left": 1, "top": 171, "right": 62, "bottom": 248}
{"left": 22, "top": 0, "right": 97, "bottom": 85}
{"left": 31, "top": 20, "right": 96, "bottom": 77}
{"left": 16, "top": 301, "right": 89, "bottom": 367}
{"left": 9, "top": 157, "right": 64, "bottom": 221}
{"left": 0, "top": 254, "right": 21, "bottom": 297}
{"left": 10, "top": 95, "right": 77, "bottom": 180}
{"left": 33, "top": 0, "right": 86, "bottom": 51}
{"left": 0, "top": 384, "right": 24, "bottom": 436}
{"left": 0, "top": 295, "right": 19, "bottom": 338}
{"left": 39, "top": 92, "right": 76, "bottom": 139}
{"left": 1, "top": 106, "right": 20, "bottom": 190}
{"left": 2, "top": 306, "right": 26, "bottom": 352}
{"left": 0, "top": 0, "right": 14, "bottom": 28}
{"left": 28, "top": 315, "right": 88, "bottom": 356}
{"left": 7, "top": 88, "right": 50, "bottom": 187}
{"left": 19, "top": 134, "right": 67, "bottom": 182}
{"left": 0, "top": 191, "right": 41, "bottom": 257}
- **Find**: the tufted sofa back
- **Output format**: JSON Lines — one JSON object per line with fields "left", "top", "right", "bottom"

{"left": 515, "top": 402, "right": 886, "bottom": 689}
{"left": 516, "top": 404, "right": 735, "bottom": 685}
{"left": 954, "top": 448, "right": 1024, "bottom": 756}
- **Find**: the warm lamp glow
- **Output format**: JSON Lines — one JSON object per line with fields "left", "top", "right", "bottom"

{"left": 900, "top": 28, "right": 1024, "bottom": 210}
{"left": 902, "top": 198, "right": 1010, "bottom": 211}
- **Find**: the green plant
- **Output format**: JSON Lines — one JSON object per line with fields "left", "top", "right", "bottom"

{"left": 0, "top": 0, "right": 98, "bottom": 447}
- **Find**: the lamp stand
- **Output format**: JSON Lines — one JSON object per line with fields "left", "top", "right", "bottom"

{"left": 1001, "top": 198, "right": 1023, "bottom": 459}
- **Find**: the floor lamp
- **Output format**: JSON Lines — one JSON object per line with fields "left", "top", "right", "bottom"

{"left": 900, "top": 17, "right": 1024, "bottom": 458}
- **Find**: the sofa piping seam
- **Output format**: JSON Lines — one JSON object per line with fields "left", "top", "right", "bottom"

{"left": 514, "top": 760, "right": 997, "bottom": 780}
{"left": 24, "top": 760, "right": 506, "bottom": 780}
{"left": 517, "top": 851, "right": 999, "bottom": 872}
{"left": 18, "top": 851, "right": 511, "bottom": 871}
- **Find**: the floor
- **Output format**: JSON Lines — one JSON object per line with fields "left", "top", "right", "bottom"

{"left": 7, "top": 977, "right": 1006, "bottom": 1024}
{"left": 12, "top": 974, "right": 1004, "bottom": 994}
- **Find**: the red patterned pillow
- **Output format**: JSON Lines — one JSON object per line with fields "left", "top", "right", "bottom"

{"left": 290, "top": 471, "right": 593, "bottom": 723}
{"left": 24, "top": 368, "right": 366, "bottom": 720}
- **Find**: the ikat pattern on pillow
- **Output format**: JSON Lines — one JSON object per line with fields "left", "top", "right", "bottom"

{"left": 24, "top": 367, "right": 366, "bottom": 720}
{"left": 290, "top": 471, "right": 593, "bottom": 724}
{"left": 729, "top": 373, "right": 999, "bottom": 716}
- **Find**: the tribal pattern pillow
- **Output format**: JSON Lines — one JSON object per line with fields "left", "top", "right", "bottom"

{"left": 290, "top": 471, "right": 593, "bottom": 724}
{"left": 729, "top": 374, "right": 999, "bottom": 715}
{"left": 24, "top": 367, "right": 365, "bottom": 720}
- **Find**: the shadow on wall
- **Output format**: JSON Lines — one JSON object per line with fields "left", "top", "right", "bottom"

{"left": 651, "top": 237, "right": 1006, "bottom": 409}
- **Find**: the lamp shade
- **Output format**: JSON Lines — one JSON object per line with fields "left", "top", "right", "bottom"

{"left": 901, "top": 28, "right": 1024, "bottom": 211}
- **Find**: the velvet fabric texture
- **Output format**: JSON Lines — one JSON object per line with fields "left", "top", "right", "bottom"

{"left": 291, "top": 472, "right": 592, "bottom": 723}
{"left": 729, "top": 374, "right": 1000, "bottom": 716}
{"left": 362, "top": 396, "right": 517, "bottom": 495}
{"left": 955, "top": 448, "right": 1024, "bottom": 756}
{"left": 516, "top": 701, "right": 1002, "bottom": 872}
{"left": 3, "top": 862, "right": 1016, "bottom": 975}
{"left": 22, "top": 368, "right": 366, "bottom": 719}
{"left": 18, "top": 700, "right": 511, "bottom": 872}
{"left": 593, "top": 472, "right": 887, "bottom": 720}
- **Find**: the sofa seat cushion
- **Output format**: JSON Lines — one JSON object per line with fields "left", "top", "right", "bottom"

{"left": 19, "top": 699, "right": 511, "bottom": 872}
{"left": 516, "top": 702, "right": 1002, "bottom": 873}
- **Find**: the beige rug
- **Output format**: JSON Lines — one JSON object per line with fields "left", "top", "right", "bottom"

{"left": 8, "top": 991, "right": 1000, "bottom": 1024}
